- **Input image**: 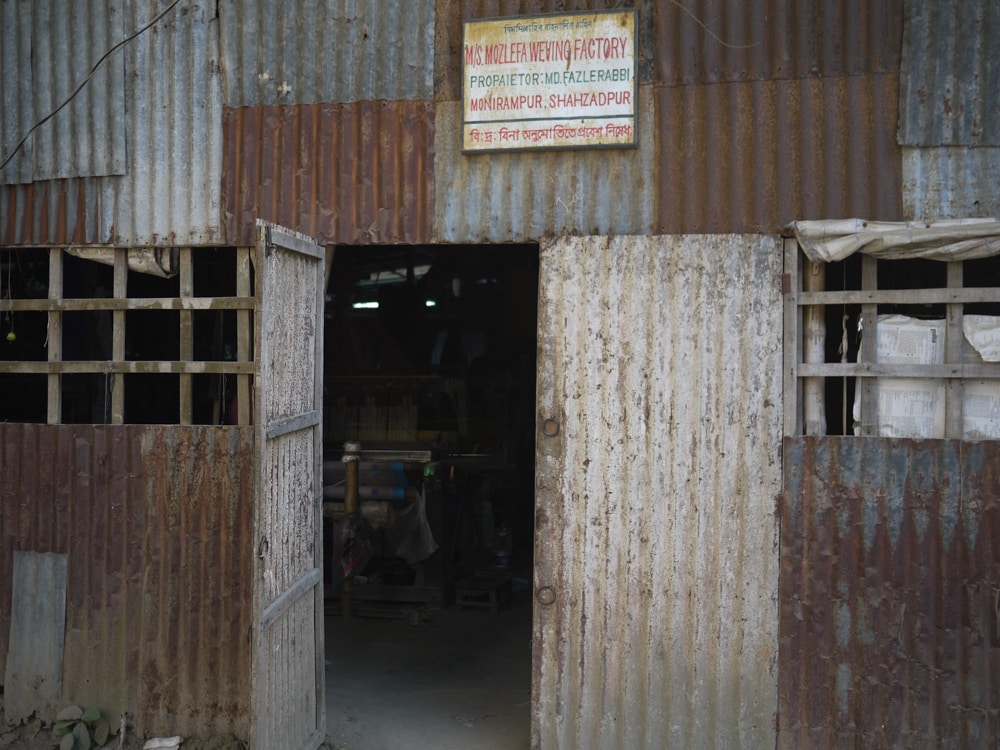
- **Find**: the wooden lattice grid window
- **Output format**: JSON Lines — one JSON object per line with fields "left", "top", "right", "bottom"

{"left": 783, "top": 237, "right": 1000, "bottom": 439}
{"left": 0, "top": 246, "right": 254, "bottom": 425}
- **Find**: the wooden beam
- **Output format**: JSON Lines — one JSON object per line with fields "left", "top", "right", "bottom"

{"left": 798, "top": 362, "right": 1000, "bottom": 379}
{"left": 797, "top": 286, "right": 1000, "bottom": 306}
{"left": 945, "top": 262, "right": 964, "bottom": 438}
{"left": 237, "top": 247, "right": 252, "bottom": 426}
{"left": 111, "top": 249, "right": 127, "bottom": 423}
{"left": 782, "top": 238, "right": 801, "bottom": 437}
{"left": 179, "top": 248, "right": 193, "bottom": 425}
{"left": 0, "top": 296, "right": 255, "bottom": 312}
{"left": 47, "top": 249, "right": 63, "bottom": 425}
{"left": 858, "top": 255, "right": 878, "bottom": 436}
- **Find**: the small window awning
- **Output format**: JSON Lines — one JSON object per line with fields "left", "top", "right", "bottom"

{"left": 788, "top": 218, "right": 1000, "bottom": 263}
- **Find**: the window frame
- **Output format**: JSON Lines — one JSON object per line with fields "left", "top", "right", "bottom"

{"left": 783, "top": 236, "right": 1000, "bottom": 439}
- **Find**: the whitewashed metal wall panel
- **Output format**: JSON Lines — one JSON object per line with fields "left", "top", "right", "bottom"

{"left": 533, "top": 234, "right": 783, "bottom": 749}
{"left": 218, "top": 0, "right": 435, "bottom": 106}
{"left": 433, "top": 87, "right": 656, "bottom": 243}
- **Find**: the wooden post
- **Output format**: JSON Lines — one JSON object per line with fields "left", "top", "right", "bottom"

{"left": 945, "top": 261, "right": 964, "bottom": 438}
{"left": 341, "top": 441, "right": 361, "bottom": 619}
{"left": 859, "top": 255, "right": 878, "bottom": 436}
{"left": 803, "top": 259, "right": 826, "bottom": 435}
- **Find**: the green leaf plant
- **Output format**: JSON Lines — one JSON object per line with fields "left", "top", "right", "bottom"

{"left": 52, "top": 705, "right": 111, "bottom": 750}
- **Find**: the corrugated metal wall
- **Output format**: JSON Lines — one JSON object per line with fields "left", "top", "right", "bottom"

{"left": 0, "top": 0, "right": 125, "bottom": 185}
{"left": 2, "top": 0, "right": 919, "bottom": 245}
{"left": 899, "top": 0, "right": 1000, "bottom": 219}
{"left": 780, "top": 438, "right": 1000, "bottom": 748}
{"left": 0, "top": 424, "right": 254, "bottom": 740}
{"left": 219, "top": 0, "right": 435, "bottom": 105}
{"left": 433, "top": 88, "right": 656, "bottom": 242}
{"left": 222, "top": 102, "right": 435, "bottom": 246}
{"left": 654, "top": 74, "right": 901, "bottom": 233}
{"left": 533, "top": 235, "right": 783, "bottom": 749}
{"left": 11, "top": 0, "right": 1000, "bottom": 244}
{"left": 429, "top": 0, "right": 904, "bottom": 240}
{"left": 0, "top": 0, "right": 223, "bottom": 246}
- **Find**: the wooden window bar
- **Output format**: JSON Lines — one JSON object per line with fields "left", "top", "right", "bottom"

{"left": 1, "top": 247, "right": 255, "bottom": 425}
{"left": 784, "top": 239, "right": 1000, "bottom": 439}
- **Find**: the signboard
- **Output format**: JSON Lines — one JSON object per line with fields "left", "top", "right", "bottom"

{"left": 462, "top": 10, "right": 637, "bottom": 152}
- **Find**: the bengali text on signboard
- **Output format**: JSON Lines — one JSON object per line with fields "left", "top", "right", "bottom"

{"left": 462, "top": 10, "right": 637, "bottom": 152}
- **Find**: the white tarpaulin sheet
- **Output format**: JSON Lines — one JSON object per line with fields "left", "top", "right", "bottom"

{"left": 65, "top": 247, "right": 179, "bottom": 278}
{"left": 790, "top": 218, "right": 1000, "bottom": 263}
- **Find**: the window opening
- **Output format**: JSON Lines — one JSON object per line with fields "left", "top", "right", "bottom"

{"left": 0, "top": 246, "right": 254, "bottom": 425}
{"left": 784, "top": 228, "right": 1000, "bottom": 439}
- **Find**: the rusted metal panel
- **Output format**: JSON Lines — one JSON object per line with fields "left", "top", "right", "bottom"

{"left": 655, "top": 74, "right": 904, "bottom": 234}
{"left": 780, "top": 437, "right": 1000, "bottom": 748}
{"left": 903, "top": 147, "right": 1000, "bottom": 221}
{"left": 0, "top": 0, "right": 224, "bottom": 246}
{"left": 533, "top": 234, "right": 783, "bottom": 749}
{"left": 434, "top": 1, "right": 901, "bottom": 98}
{"left": 653, "top": 0, "right": 902, "bottom": 85}
{"left": 219, "top": 0, "right": 435, "bottom": 106}
{"left": 0, "top": 423, "right": 254, "bottom": 740}
{"left": 898, "top": 0, "right": 1000, "bottom": 148}
{"left": 434, "top": 86, "right": 655, "bottom": 242}
{"left": 223, "top": 103, "right": 434, "bottom": 246}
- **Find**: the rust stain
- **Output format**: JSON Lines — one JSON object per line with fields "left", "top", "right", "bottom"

{"left": 780, "top": 437, "right": 1000, "bottom": 748}
{"left": 0, "top": 424, "right": 254, "bottom": 740}
{"left": 222, "top": 101, "right": 434, "bottom": 246}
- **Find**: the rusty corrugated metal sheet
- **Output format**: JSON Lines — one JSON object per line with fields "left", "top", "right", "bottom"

{"left": 898, "top": 0, "right": 1000, "bottom": 220}
{"left": 433, "top": 87, "right": 656, "bottom": 243}
{"left": 655, "top": 73, "right": 904, "bottom": 233}
{"left": 434, "top": 1, "right": 902, "bottom": 96}
{"left": 654, "top": 0, "right": 902, "bottom": 85}
{"left": 533, "top": 234, "right": 783, "bottom": 749}
{"left": 898, "top": 0, "right": 1000, "bottom": 147}
{"left": 780, "top": 437, "right": 1000, "bottom": 748}
{"left": 0, "top": 0, "right": 224, "bottom": 246}
{"left": 219, "top": 0, "right": 435, "bottom": 106}
{"left": 0, "top": 423, "right": 254, "bottom": 740}
{"left": 223, "top": 102, "right": 434, "bottom": 246}
{"left": 434, "top": 2, "right": 902, "bottom": 238}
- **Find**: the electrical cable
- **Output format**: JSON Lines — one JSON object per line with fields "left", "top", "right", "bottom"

{"left": 0, "top": 0, "right": 181, "bottom": 173}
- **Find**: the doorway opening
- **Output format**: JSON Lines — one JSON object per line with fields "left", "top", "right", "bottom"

{"left": 321, "top": 243, "right": 539, "bottom": 748}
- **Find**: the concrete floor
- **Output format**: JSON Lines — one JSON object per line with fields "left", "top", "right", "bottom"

{"left": 324, "top": 584, "right": 533, "bottom": 750}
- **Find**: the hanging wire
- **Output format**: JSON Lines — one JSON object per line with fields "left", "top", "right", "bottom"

{"left": 0, "top": 0, "right": 181, "bottom": 173}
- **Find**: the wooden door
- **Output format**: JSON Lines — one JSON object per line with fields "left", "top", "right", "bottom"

{"left": 252, "top": 222, "right": 326, "bottom": 750}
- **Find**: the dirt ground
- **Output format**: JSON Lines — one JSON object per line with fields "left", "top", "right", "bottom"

{"left": 2, "top": 586, "right": 532, "bottom": 750}
{"left": 324, "top": 586, "right": 533, "bottom": 750}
